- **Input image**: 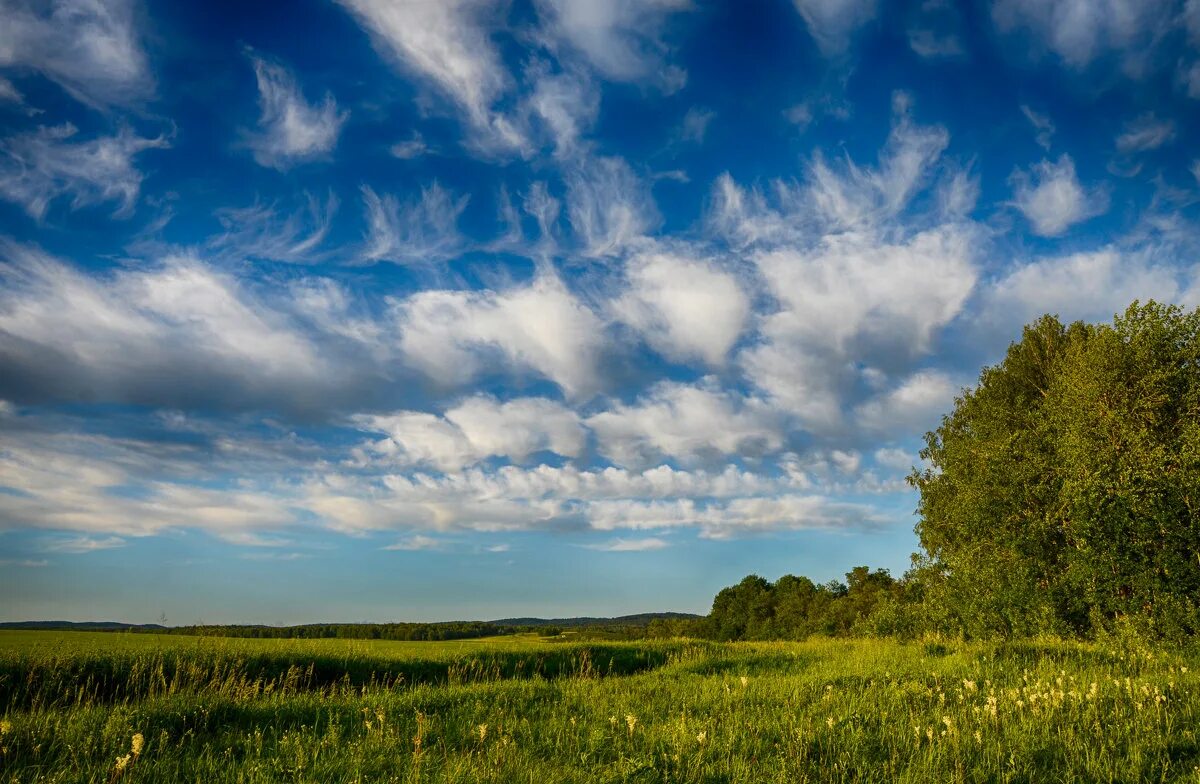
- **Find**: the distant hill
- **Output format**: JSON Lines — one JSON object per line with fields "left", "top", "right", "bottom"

{"left": 489, "top": 612, "right": 702, "bottom": 628}
{"left": 0, "top": 621, "right": 167, "bottom": 631}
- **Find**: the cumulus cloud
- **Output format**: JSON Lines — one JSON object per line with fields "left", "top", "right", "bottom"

{"left": 791, "top": 0, "right": 878, "bottom": 54}
{"left": 0, "top": 0, "right": 153, "bottom": 108}
{"left": 0, "top": 433, "right": 304, "bottom": 542}
{"left": 361, "top": 183, "right": 468, "bottom": 264}
{"left": 1009, "top": 155, "right": 1107, "bottom": 237}
{"left": 534, "top": 0, "right": 689, "bottom": 90}
{"left": 743, "top": 225, "right": 976, "bottom": 427}
{"left": 243, "top": 55, "right": 347, "bottom": 170}
{"left": 354, "top": 396, "right": 585, "bottom": 471}
{"left": 978, "top": 246, "right": 1198, "bottom": 335}
{"left": 613, "top": 250, "right": 749, "bottom": 366}
{"left": 0, "top": 123, "right": 167, "bottom": 219}
{"left": 337, "top": 0, "right": 527, "bottom": 153}
{"left": 0, "top": 244, "right": 339, "bottom": 411}
{"left": 395, "top": 274, "right": 607, "bottom": 397}
{"left": 854, "top": 370, "right": 959, "bottom": 437}
{"left": 587, "top": 382, "right": 783, "bottom": 468}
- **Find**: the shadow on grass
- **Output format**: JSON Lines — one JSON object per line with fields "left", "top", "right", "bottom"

{"left": 0, "top": 643, "right": 683, "bottom": 711}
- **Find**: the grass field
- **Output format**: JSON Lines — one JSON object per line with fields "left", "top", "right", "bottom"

{"left": 2, "top": 631, "right": 1199, "bottom": 782}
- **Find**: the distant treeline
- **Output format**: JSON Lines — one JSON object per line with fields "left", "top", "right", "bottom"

{"left": 643, "top": 566, "right": 910, "bottom": 641}
{"left": 157, "top": 622, "right": 529, "bottom": 641}
{"left": 0, "top": 614, "right": 703, "bottom": 642}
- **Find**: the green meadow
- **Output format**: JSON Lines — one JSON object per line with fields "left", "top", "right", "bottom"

{"left": 2, "top": 631, "right": 1199, "bottom": 783}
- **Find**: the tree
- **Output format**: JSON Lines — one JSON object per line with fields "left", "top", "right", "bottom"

{"left": 910, "top": 302, "right": 1200, "bottom": 639}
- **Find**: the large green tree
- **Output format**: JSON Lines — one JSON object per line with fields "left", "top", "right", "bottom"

{"left": 910, "top": 302, "right": 1200, "bottom": 639}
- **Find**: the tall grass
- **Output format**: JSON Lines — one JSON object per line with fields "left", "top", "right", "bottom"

{"left": 1, "top": 632, "right": 1198, "bottom": 782}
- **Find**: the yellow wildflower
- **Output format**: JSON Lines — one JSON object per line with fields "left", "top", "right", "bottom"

{"left": 131, "top": 733, "right": 144, "bottom": 757}
{"left": 625, "top": 714, "right": 638, "bottom": 735}
{"left": 115, "top": 754, "right": 131, "bottom": 772}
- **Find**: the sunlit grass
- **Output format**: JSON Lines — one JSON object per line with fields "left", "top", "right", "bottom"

{"left": 1, "top": 632, "right": 1198, "bottom": 782}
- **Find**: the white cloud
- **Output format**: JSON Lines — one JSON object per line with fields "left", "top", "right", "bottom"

{"left": 1114, "top": 113, "right": 1176, "bottom": 153}
{"left": 979, "top": 246, "right": 1197, "bottom": 333}
{"left": 1010, "top": 155, "right": 1107, "bottom": 237}
{"left": 742, "top": 225, "right": 976, "bottom": 428}
{"left": 0, "top": 0, "right": 153, "bottom": 108}
{"left": 587, "top": 381, "right": 783, "bottom": 467}
{"left": 991, "top": 0, "right": 1175, "bottom": 73}
{"left": 0, "top": 434, "right": 307, "bottom": 541}
{"left": 394, "top": 274, "right": 607, "bottom": 397}
{"left": 0, "top": 244, "right": 335, "bottom": 410}
{"left": 445, "top": 397, "right": 586, "bottom": 462}
{"left": 677, "top": 107, "right": 715, "bottom": 144}
{"left": 526, "top": 65, "right": 599, "bottom": 155}
{"left": 565, "top": 156, "right": 659, "bottom": 257}
{"left": 873, "top": 446, "right": 917, "bottom": 472}
{"left": 534, "top": 0, "right": 689, "bottom": 89}
{"left": 383, "top": 534, "right": 446, "bottom": 551}
{"left": 709, "top": 93, "right": 949, "bottom": 242}
{"left": 0, "top": 558, "right": 48, "bottom": 567}
{"left": 613, "top": 250, "right": 749, "bottom": 365}
{"left": 907, "top": 29, "right": 963, "bottom": 58}
{"left": 586, "top": 494, "right": 888, "bottom": 538}
{"left": 243, "top": 55, "right": 347, "bottom": 170}
{"left": 361, "top": 183, "right": 468, "bottom": 264}
{"left": 209, "top": 191, "right": 337, "bottom": 264}
{"left": 0, "top": 124, "right": 167, "bottom": 219}
{"left": 1021, "top": 104, "right": 1055, "bottom": 150}
{"left": 337, "top": 0, "right": 527, "bottom": 153}
{"left": 791, "top": 0, "right": 878, "bottom": 54}
{"left": 390, "top": 133, "right": 430, "bottom": 159}
{"left": 0, "top": 77, "right": 24, "bottom": 105}
{"left": 854, "top": 370, "right": 958, "bottom": 436}
{"left": 41, "top": 535, "right": 125, "bottom": 553}
{"left": 582, "top": 537, "right": 669, "bottom": 551}
{"left": 355, "top": 396, "right": 585, "bottom": 471}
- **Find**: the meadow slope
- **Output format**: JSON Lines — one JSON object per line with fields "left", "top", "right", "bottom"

{"left": 1, "top": 631, "right": 1198, "bottom": 782}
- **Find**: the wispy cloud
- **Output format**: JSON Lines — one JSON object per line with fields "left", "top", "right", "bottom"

{"left": 243, "top": 54, "right": 347, "bottom": 170}
{"left": 1115, "top": 113, "right": 1176, "bottom": 153}
{"left": 383, "top": 534, "right": 446, "bottom": 551}
{"left": 582, "top": 537, "right": 670, "bottom": 552}
{"left": 0, "top": 558, "right": 49, "bottom": 567}
{"left": 210, "top": 192, "right": 338, "bottom": 264}
{"left": 42, "top": 535, "right": 126, "bottom": 554}
{"left": 336, "top": 0, "right": 527, "bottom": 154}
{"left": 360, "top": 183, "right": 468, "bottom": 264}
{"left": 0, "top": 0, "right": 154, "bottom": 108}
{"left": 0, "top": 124, "right": 168, "bottom": 219}
{"left": 791, "top": 0, "right": 878, "bottom": 54}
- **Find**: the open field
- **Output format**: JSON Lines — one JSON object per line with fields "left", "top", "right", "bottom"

{"left": 2, "top": 632, "right": 1199, "bottom": 782}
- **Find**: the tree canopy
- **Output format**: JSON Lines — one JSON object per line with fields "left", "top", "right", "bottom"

{"left": 910, "top": 302, "right": 1200, "bottom": 639}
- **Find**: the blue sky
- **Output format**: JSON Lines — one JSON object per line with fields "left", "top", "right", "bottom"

{"left": 1, "top": 0, "right": 1199, "bottom": 624}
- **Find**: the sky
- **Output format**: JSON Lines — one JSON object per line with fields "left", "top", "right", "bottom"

{"left": 1, "top": 0, "right": 1199, "bottom": 625}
